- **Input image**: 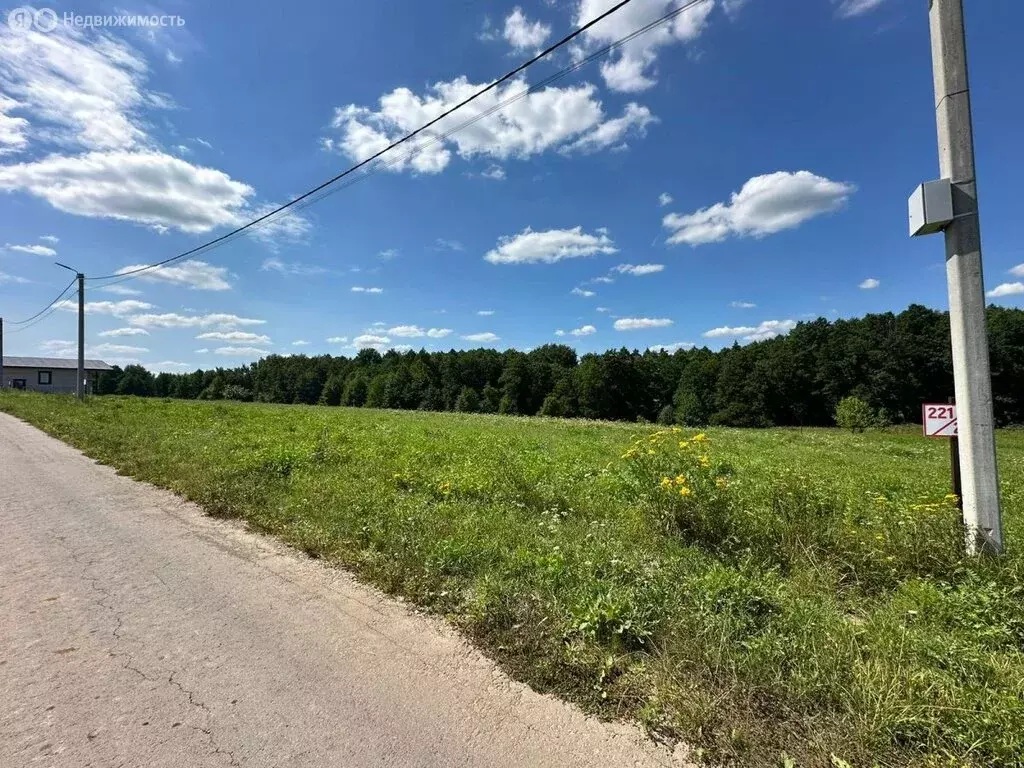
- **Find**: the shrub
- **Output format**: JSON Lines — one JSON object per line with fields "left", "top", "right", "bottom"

{"left": 656, "top": 405, "right": 675, "bottom": 425}
{"left": 835, "top": 396, "right": 875, "bottom": 432}
{"left": 455, "top": 386, "right": 480, "bottom": 413}
{"left": 222, "top": 384, "right": 253, "bottom": 402}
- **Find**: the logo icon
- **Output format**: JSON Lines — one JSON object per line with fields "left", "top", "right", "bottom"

{"left": 33, "top": 7, "right": 58, "bottom": 32}
{"left": 6, "top": 6, "right": 59, "bottom": 32}
{"left": 7, "top": 6, "right": 34, "bottom": 31}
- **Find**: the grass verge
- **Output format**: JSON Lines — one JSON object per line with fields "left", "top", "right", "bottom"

{"left": 3, "top": 392, "right": 1022, "bottom": 767}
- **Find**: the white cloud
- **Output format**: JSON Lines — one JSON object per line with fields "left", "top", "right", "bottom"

{"left": 614, "top": 263, "right": 664, "bottom": 276}
{"left": 192, "top": 137, "right": 213, "bottom": 150}
{"left": 56, "top": 299, "right": 152, "bottom": 316}
{"left": 260, "top": 257, "right": 327, "bottom": 276}
{"left": 0, "top": 151, "right": 257, "bottom": 234}
{"left": 328, "top": 76, "right": 656, "bottom": 175}
{"left": 166, "top": 50, "right": 182, "bottom": 65}
{"left": 427, "top": 328, "right": 453, "bottom": 338}
{"left": 554, "top": 329, "right": 566, "bottom": 337}
{"left": 5, "top": 242, "right": 56, "bottom": 256}
{"left": 570, "top": 324, "right": 597, "bottom": 336}
{"left": 39, "top": 339, "right": 74, "bottom": 355}
{"left": 663, "top": 171, "right": 856, "bottom": 246}
{"left": 859, "top": 277, "right": 880, "bottom": 290}
{"left": 354, "top": 334, "right": 389, "bottom": 349}
{"left": 98, "top": 327, "right": 149, "bottom": 337}
{"left": 703, "top": 319, "right": 797, "bottom": 342}
{"left": 0, "top": 24, "right": 303, "bottom": 239}
{"left": 503, "top": 7, "right": 551, "bottom": 52}
{"left": 245, "top": 204, "right": 311, "bottom": 246}
{"left": 485, "top": 226, "right": 617, "bottom": 264}
{"left": 213, "top": 346, "right": 268, "bottom": 357}
{"left": 478, "top": 16, "right": 499, "bottom": 42}
{"left": 378, "top": 248, "right": 399, "bottom": 261}
{"left": 0, "top": 23, "right": 151, "bottom": 152}
{"left": 835, "top": 0, "right": 886, "bottom": 19}
{"left": 391, "top": 344, "right": 415, "bottom": 353}
{"left": 42, "top": 338, "right": 149, "bottom": 358}
{"left": 722, "top": 0, "right": 751, "bottom": 18}
{"left": 572, "top": 287, "right": 595, "bottom": 297}
{"left": 0, "top": 270, "right": 30, "bottom": 284}
{"left": 648, "top": 342, "right": 695, "bottom": 353}
{"left": 1009, "top": 264, "right": 1024, "bottom": 278}
{"left": 195, "top": 348, "right": 209, "bottom": 354}
{"left": 575, "top": 0, "right": 717, "bottom": 92}
{"left": 115, "top": 260, "right": 231, "bottom": 291}
{"left": 326, "top": 336, "right": 348, "bottom": 344}
{"left": 614, "top": 317, "right": 673, "bottom": 330}
{"left": 127, "top": 312, "right": 264, "bottom": 329}
{"left": 99, "top": 284, "right": 142, "bottom": 296}
{"left": 351, "top": 286, "right": 384, "bottom": 294}
{"left": 562, "top": 103, "right": 656, "bottom": 154}
{"left": 730, "top": 301, "right": 756, "bottom": 308}
{"left": 146, "top": 361, "right": 192, "bottom": 374}
{"left": 596, "top": 306, "right": 610, "bottom": 313}
{"left": 987, "top": 283, "right": 1024, "bottom": 299}
{"left": 477, "top": 310, "right": 495, "bottom": 316}
{"left": 196, "top": 331, "right": 271, "bottom": 344}
{"left": 39, "top": 234, "right": 59, "bottom": 243}
{"left": 0, "top": 94, "right": 29, "bottom": 154}
{"left": 462, "top": 332, "right": 500, "bottom": 343}
{"left": 433, "top": 238, "right": 465, "bottom": 251}
{"left": 292, "top": 340, "right": 311, "bottom": 346}
{"left": 658, "top": 192, "right": 673, "bottom": 206}
{"left": 91, "top": 342, "right": 149, "bottom": 355}
{"left": 387, "top": 325, "right": 426, "bottom": 338}
{"left": 481, "top": 165, "right": 506, "bottom": 180}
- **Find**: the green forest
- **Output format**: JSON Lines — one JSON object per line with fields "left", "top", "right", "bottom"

{"left": 96, "top": 304, "right": 1024, "bottom": 427}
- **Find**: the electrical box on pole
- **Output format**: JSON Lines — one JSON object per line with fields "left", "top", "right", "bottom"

{"left": 909, "top": 179, "right": 954, "bottom": 237}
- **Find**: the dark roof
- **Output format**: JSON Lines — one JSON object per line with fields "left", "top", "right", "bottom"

{"left": 3, "top": 356, "right": 114, "bottom": 371}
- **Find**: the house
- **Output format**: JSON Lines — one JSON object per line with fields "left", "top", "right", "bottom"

{"left": 1, "top": 357, "right": 114, "bottom": 394}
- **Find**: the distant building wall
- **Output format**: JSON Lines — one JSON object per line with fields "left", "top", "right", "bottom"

{"left": 2, "top": 367, "right": 98, "bottom": 394}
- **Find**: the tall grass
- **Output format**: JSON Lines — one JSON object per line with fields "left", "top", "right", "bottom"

{"left": 3, "top": 392, "right": 1022, "bottom": 767}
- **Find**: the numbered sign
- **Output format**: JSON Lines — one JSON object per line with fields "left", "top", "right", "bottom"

{"left": 923, "top": 403, "right": 958, "bottom": 437}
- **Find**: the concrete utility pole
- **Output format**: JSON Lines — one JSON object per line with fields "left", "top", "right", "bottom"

{"left": 929, "top": 0, "right": 1003, "bottom": 553}
{"left": 76, "top": 272, "right": 85, "bottom": 400}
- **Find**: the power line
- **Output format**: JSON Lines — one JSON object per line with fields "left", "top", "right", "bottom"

{"left": 88, "top": 0, "right": 710, "bottom": 285}
{"left": 88, "top": 0, "right": 705, "bottom": 292}
{"left": 6, "top": 277, "right": 77, "bottom": 327}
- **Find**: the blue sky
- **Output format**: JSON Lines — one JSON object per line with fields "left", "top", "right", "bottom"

{"left": 1, "top": 0, "right": 1022, "bottom": 372}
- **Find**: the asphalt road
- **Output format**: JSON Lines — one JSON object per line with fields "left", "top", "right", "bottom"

{"left": 0, "top": 413, "right": 689, "bottom": 767}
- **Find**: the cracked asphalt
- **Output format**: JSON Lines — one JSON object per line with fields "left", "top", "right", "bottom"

{"left": 0, "top": 413, "right": 691, "bottom": 767}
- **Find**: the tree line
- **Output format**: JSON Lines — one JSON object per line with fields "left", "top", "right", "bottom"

{"left": 95, "top": 304, "right": 1024, "bottom": 427}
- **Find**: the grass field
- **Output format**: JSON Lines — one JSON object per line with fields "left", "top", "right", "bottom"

{"left": 3, "top": 392, "right": 1022, "bottom": 767}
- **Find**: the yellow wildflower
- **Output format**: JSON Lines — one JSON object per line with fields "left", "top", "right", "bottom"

{"left": 692, "top": 433, "right": 708, "bottom": 442}
{"left": 679, "top": 486, "right": 692, "bottom": 497}
{"left": 698, "top": 455, "right": 711, "bottom": 469}
{"left": 715, "top": 477, "right": 729, "bottom": 489}
{"left": 659, "top": 477, "right": 673, "bottom": 491}
{"left": 944, "top": 493, "right": 959, "bottom": 502}
{"left": 674, "top": 474, "right": 687, "bottom": 485}
{"left": 678, "top": 440, "right": 689, "bottom": 450}
{"left": 438, "top": 481, "right": 452, "bottom": 495}
{"left": 672, "top": 427, "right": 682, "bottom": 433}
